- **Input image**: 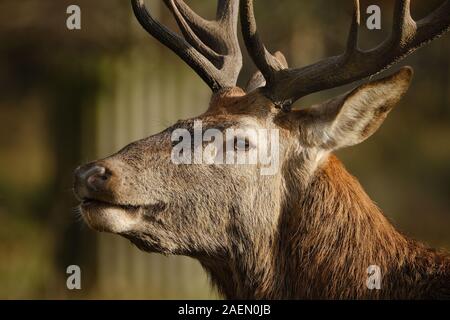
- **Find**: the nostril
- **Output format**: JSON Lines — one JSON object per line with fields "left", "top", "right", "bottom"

{"left": 77, "top": 165, "right": 110, "bottom": 192}
{"left": 84, "top": 165, "right": 105, "bottom": 179}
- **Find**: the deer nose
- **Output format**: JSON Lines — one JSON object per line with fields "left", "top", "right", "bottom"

{"left": 74, "top": 163, "right": 111, "bottom": 198}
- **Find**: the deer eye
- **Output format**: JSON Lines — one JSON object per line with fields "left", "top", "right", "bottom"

{"left": 233, "top": 137, "right": 251, "bottom": 152}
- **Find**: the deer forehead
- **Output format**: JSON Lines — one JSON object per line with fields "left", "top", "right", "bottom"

{"left": 206, "top": 88, "right": 277, "bottom": 118}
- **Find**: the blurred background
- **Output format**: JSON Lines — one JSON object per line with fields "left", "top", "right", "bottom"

{"left": 0, "top": 0, "right": 449, "bottom": 299}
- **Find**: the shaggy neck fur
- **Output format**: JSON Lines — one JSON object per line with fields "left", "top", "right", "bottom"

{"left": 201, "top": 154, "right": 450, "bottom": 299}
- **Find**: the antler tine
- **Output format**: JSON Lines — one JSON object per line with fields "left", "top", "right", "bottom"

{"left": 241, "top": 0, "right": 450, "bottom": 108}
{"left": 167, "top": 0, "right": 241, "bottom": 59}
{"left": 346, "top": 0, "right": 361, "bottom": 54}
{"left": 131, "top": 0, "right": 242, "bottom": 92}
{"left": 240, "top": 0, "right": 287, "bottom": 85}
{"left": 164, "top": 0, "right": 221, "bottom": 64}
{"left": 167, "top": 0, "right": 212, "bottom": 34}
{"left": 411, "top": 1, "right": 450, "bottom": 47}
{"left": 391, "top": 0, "right": 415, "bottom": 44}
{"left": 216, "top": 0, "right": 237, "bottom": 24}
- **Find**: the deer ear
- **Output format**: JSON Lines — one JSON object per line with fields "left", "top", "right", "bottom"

{"left": 245, "top": 51, "right": 288, "bottom": 92}
{"left": 308, "top": 67, "right": 413, "bottom": 150}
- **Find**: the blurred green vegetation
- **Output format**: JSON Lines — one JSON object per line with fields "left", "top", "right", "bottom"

{"left": 0, "top": 0, "right": 449, "bottom": 299}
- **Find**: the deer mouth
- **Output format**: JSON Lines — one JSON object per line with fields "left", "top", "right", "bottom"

{"left": 79, "top": 198, "right": 167, "bottom": 233}
{"left": 81, "top": 198, "right": 142, "bottom": 212}
{"left": 81, "top": 198, "right": 166, "bottom": 214}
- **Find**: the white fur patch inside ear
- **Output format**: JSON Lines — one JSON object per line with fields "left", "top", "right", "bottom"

{"left": 324, "top": 67, "right": 413, "bottom": 149}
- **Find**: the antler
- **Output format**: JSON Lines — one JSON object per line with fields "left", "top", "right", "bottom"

{"left": 131, "top": 0, "right": 242, "bottom": 92}
{"left": 241, "top": 0, "right": 450, "bottom": 108}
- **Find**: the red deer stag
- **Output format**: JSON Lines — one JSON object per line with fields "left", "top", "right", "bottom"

{"left": 74, "top": 0, "right": 450, "bottom": 299}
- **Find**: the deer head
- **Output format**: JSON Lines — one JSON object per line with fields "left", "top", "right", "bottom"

{"left": 74, "top": 0, "right": 450, "bottom": 299}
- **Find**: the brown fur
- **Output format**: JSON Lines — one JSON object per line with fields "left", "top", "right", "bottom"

{"left": 76, "top": 0, "right": 450, "bottom": 299}
{"left": 75, "top": 74, "right": 450, "bottom": 300}
{"left": 202, "top": 154, "right": 450, "bottom": 299}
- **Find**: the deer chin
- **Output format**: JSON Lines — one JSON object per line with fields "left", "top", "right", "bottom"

{"left": 80, "top": 199, "right": 142, "bottom": 233}
{"left": 80, "top": 197, "right": 169, "bottom": 234}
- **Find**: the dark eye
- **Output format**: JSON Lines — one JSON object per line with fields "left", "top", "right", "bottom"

{"left": 234, "top": 137, "right": 250, "bottom": 151}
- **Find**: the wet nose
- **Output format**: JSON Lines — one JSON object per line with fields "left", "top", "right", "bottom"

{"left": 74, "top": 163, "right": 111, "bottom": 198}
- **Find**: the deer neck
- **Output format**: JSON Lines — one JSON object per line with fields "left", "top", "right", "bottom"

{"left": 200, "top": 154, "right": 450, "bottom": 299}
